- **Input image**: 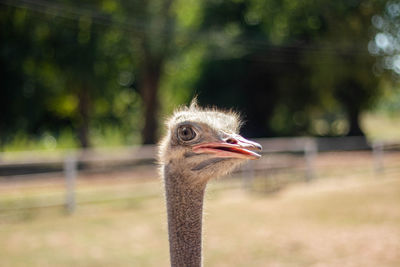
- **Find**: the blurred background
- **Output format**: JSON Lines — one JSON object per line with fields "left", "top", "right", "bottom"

{"left": 1, "top": 0, "right": 400, "bottom": 266}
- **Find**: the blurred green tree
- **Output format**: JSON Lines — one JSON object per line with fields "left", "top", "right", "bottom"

{"left": 0, "top": 0, "right": 393, "bottom": 149}
{"left": 135, "top": 0, "right": 175, "bottom": 144}
{"left": 194, "top": 0, "right": 385, "bottom": 137}
{"left": 370, "top": 0, "right": 400, "bottom": 78}
{"left": 0, "top": 0, "right": 169, "bottom": 147}
{"left": 368, "top": 1, "right": 400, "bottom": 115}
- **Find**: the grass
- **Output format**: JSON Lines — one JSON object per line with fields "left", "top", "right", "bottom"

{"left": 0, "top": 155, "right": 400, "bottom": 266}
{"left": 1, "top": 126, "right": 141, "bottom": 152}
{"left": 1, "top": 110, "right": 399, "bottom": 153}
{"left": 361, "top": 112, "right": 400, "bottom": 141}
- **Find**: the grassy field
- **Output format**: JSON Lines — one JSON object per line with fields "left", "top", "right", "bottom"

{"left": 0, "top": 153, "right": 400, "bottom": 267}
{"left": 361, "top": 112, "right": 400, "bottom": 141}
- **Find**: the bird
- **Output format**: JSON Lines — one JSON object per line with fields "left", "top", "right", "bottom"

{"left": 158, "top": 100, "right": 262, "bottom": 267}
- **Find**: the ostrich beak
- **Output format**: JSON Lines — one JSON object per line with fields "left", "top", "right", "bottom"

{"left": 192, "top": 135, "right": 262, "bottom": 160}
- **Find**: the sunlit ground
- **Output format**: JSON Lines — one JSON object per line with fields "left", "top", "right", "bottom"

{"left": 0, "top": 152, "right": 399, "bottom": 266}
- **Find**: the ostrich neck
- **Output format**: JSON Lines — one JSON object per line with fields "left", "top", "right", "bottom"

{"left": 164, "top": 168, "right": 207, "bottom": 267}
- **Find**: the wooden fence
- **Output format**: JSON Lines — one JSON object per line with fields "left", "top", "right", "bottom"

{"left": 0, "top": 136, "right": 399, "bottom": 213}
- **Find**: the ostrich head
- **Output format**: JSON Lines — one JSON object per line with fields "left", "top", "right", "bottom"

{"left": 159, "top": 101, "right": 262, "bottom": 186}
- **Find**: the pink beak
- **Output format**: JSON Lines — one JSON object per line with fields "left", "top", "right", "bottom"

{"left": 192, "top": 134, "right": 262, "bottom": 160}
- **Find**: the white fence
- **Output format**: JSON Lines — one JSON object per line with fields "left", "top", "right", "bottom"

{"left": 0, "top": 137, "right": 399, "bottom": 214}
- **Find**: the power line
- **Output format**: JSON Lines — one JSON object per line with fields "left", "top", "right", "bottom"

{"left": 0, "top": 0, "right": 150, "bottom": 35}
{"left": 0, "top": 0, "right": 372, "bottom": 58}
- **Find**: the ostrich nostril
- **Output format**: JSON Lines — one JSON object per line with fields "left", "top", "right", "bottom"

{"left": 225, "top": 138, "right": 238, "bottom": 144}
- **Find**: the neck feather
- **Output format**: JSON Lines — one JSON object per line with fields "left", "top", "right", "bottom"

{"left": 164, "top": 166, "right": 206, "bottom": 267}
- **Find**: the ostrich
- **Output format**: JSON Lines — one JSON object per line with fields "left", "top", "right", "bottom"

{"left": 158, "top": 101, "right": 262, "bottom": 267}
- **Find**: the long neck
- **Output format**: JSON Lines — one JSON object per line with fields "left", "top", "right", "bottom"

{"left": 164, "top": 168, "right": 207, "bottom": 267}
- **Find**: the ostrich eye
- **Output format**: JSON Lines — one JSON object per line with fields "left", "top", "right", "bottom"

{"left": 177, "top": 125, "right": 196, "bottom": 142}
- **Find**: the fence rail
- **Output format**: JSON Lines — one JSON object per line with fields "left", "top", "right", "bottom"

{"left": 1, "top": 136, "right": 399, "bottom": 214}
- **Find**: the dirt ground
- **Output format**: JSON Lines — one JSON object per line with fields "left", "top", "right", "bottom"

{"left": 0, "top": 151, "right": 399, "bottom": 266}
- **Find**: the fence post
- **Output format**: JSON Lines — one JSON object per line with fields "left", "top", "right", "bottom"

{"left": 64, "top": 155, "right": 77, "bottom": 214}
{"left": 372, "top": 141, "right": 384, "bottom": 175}
{"left": 305, "top": 139, "right": 317, "bottom": 181}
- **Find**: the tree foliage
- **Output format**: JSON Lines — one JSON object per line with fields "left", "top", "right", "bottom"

{"left": 195, "top": 0, "right": 386, "bottom": 137}
{"left": 0, "top": 0, "right": 392, "bottom": 148}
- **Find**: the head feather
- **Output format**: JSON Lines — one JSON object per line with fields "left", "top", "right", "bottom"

{"left": 166, "top": 100, "right": 242, "bottom": 134}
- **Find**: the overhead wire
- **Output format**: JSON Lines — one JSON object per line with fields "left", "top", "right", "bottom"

{"left": 0, "top": 0, "right": 373, "bottom": 64}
